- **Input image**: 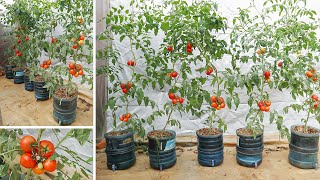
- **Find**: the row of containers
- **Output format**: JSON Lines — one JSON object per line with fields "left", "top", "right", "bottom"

{"left": 105, "top": 126, "right": 319, "bottom": 171}
{"left": 5, "top": 65, "right": 77, "bottom": 125}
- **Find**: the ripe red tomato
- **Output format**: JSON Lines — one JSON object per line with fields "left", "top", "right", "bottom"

{"left": 264, "top": 100, "right": 271, "bottom": 106}
{"left": 123, "top": 117, "right": 129, "bottom": 122}
{"left": 278, "top": 61, "right": 283, "bottom": 67}
{"left": 20, "top": 153, "right": 36, "bottom": 168}
{"left": 51, "top": 37, "right": 55, "bottom": 43}
{"left": 74, "top": 72, "right": 79, "bottom": 77}
{"left": 127, "top": 82, "right": 132, "bottom": 89}
{"left": 313, "top": 77, "right": 317, "bottom": 82}
{"left": 205, "top": 67, "right": 213, "bottom": 75}
{"left": 120, "top": 83, "right": 126, "bottom": 89}
{"left": 47, "top": 60, "right": 52, "bottom": 65}
{"left": 220, "top": 103, "right": 226, "bottom": 108}
{"left": 265, "top": 106, "right": 270, "bottom": 112}
{"left": 72, "top": 45, "right": 78, "bottom": 49}
{"left": 218, "top": 97, "right": 224, "bottom": 103}
{"left": 40, "top": 64, "right": 44, "bottom": 68}
{"left": 314, "top": 102, "right": 319, "bottom": 109}
{"left": 69, "top": 62, "right": 75, "bottom": 69}
{"left": 75, "top": 64, "right": 82, "bottom": 71}
{"left": 69, "top": 69, "right": 76, "bottom": 75}
{"left": 15, "top": 49, "right": 19, "bottom": 54}
{"left": 20, "top": 135, "right": 36, "bottom": 153}
{"left": 260, "top": 106, "right": 266, "bottom": 111}
{"left": 306, "top": 71, "right": 313, "bottom": 78}
{"left": 79, "top": 34, "right": 85, "bottom": 41}
{"left": 179, "top": 98, "right": 184, "bottom": 104}
{"left": 187, "top": 43, "right": 192, "bottom": 49}
{"left": 122, "top": 88, "right": 128, "bottom": 94}
{"left": 167, "top": 46, "right": 173, "bottom": 52}
{"left": 33, "top": 163, "right": 45, "bottom": 175}
{"left": 187, "top": 48, "right": 192, "bottom": 53}
{"left": 17, "top": 39, "right": 21, "bottom": 43}
{"left": 38, "top": 140, "right": 55, "bottom": 158}
{"left": 43, "top": 158, "right": 57, "bottom": 172}
{"left": 78, "top": 69, "right": 84, "bottom": 75}
{"left": 171, "top": 71, "right": 178, "bottom": 78}
{"left": 120, "top": 116, "right": 124, "bottom": 121}
{"left": 17, "top": 52, "right": 22, "bottom": 57}
{"left": 44, "top": 65, "right": 49, "bottom": 69}
{"left": 126, "top": 113, "right": 131, "bottom": 118}
{"left": 172, "top": 99, "right": 177, "bottom": 104}
{"left": 211, "top": 96, "right": 217, "bottom": 102}
{"left": 25, "top": 36, "right": 29, "bottom": 41}
{"left": 264, "top": 70, "right": 271, "bottom": 78}
{"left": 258, "top": 101, "right": 263, "bottom": 107}
{"left": 211, "top": 102, "right": 218, "bottom": 108}
{"left": 311, "top": 94, "right": 318, "bottom": 101}
{"left": 168, "top": 93, "right": 175, "bottom": 99}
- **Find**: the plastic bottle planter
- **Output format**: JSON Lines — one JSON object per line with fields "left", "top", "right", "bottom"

{"left": 13, "top": 70, "right": 25, "bottom": 84}
{"left": 24, "top": 75, "right": 34, "bottom": 91}
{"left": 34, "top": 81, "right": 49, "bottom": 101}
{"left": 148, "top": 130, "right": 176, "bottom": 170}
{"left": 236, "top": 129, "right": 264, "bottom": 168}
{"left": 53, "top": 94, "right": 77, "bottom": 125}
{"left": 105, "top": 131, "right": 136, "bottom": 171}
{"left": 289, "top": 125, "right": 319, "bottom": 169}
{"left": 197, "top": 129, "right": 224, "bottom": 167}
{"left": 5, "top": 65, "right": 15, "bottom": 79}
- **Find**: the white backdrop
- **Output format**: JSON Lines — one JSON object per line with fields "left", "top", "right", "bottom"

{"left": 104, "top": 0, "right": 320, "bottom": 135}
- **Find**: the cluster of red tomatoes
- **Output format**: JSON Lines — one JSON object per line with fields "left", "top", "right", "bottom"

{"left": 306, "top": 68, "right": 317, "bottom": 82}
{"left": 205, "top": 67, "right": 214, "bottom": 75}
{"left": 257, "top": 100, "right": 271, "bottom": 112}
{"left": 168, "top": 93, "right": 184, "bottom": 104}
{"left": 20, "top": 135, "right": 57, "bottom": 175}
{"left": 186, "top": 43, "right": 193, "bottom": 53}
{"left": 120, "top": 82, "right": 132, "bottom": 94}
{"left": 167, "top": 46, "right": 173, "bottom": 52}
{"left": 210, "top": 96, "right": 226, "bottom": 110}
{"left": 69, "top": 62, "right": 84, "bottom": 77}
{"left": 15, "top": 49, "right": 22, "bottom": 57}
{"left": 71, "top": 34, "right": 85, "bottom": 50}
{"left": 40, "top": 60, "right": 52, "bottom": 69}
{"left": 127, "top": 60, "right": 136, "bottom": 66}
{"left": 120, "top": 113, "right": 131, "bottom": 122}
{"left": 264, "top": 70, "right": 271, "bottom": 83}
{"left": 311, "top": 94, "right": 319, "bottom": 109}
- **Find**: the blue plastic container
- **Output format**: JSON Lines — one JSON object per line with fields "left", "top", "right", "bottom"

{"left": 53, "top": 94, "right": 77, "bottom": 125}
{"left": 5, "top": 65, "right": 15, "bottom": 79}
{"left": 14, "top": 70, "right": 24, "bottom": 84}
{"left": 105, "top": 131, "right": 136, "bottom": 170}
{"left": 236, "top": 128, "right": 264, "bottom": 168}
{"left": 148, "top": 130, "right": 176, "bottom": 170}
{"left": 34, "top": 81, "right": 49, "bottom": 101}
{"left": 197, "top": 129, "right": 224, "bottom": 167}
{"left": 24, "top": 75, "right": 34, "bottom": 91}
{"left": 288, "top": 125, "right": 319, "bottom": 169}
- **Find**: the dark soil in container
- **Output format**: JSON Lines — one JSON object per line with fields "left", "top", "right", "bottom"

{"left": 12, "top": 67, "right": 25, "bottom": 71}
{"left": 237, "top": 128, "right": 262, "bottom": 136}
{"left": 294, "top": 125, "right": 319, "bottom": 134}
{"left": 34, "top": 75, "right": 44, "bottom": 82}
{"left": 148, "top": 130, "right": 172, "bottom": 138}
{"left": 54, "top": 87, "right": 78, "bottom": 99}
{"left": 108, "top": 131, "right": 129, "bottom": 136}
{"left": 197, "top": 128, "right": 222, "bottom": 136}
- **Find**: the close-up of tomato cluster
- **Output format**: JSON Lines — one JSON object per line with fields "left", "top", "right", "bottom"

{"left": 210, "top": 96, "right": 226, "bottom": 110}
{"left": 257, "top": 100, "right": 271, "bottom": 112}
{"left": 69, "top": 62, "right": 84, "bottom": 77}
{"left": 306, "top": 68, "right": 318, "bottom": 82}
{"left": 264, "top": 70, "right": 271, "bottom": 84}
{"left": 20, "top": 135, "right": 57, "bottom": 175}
{"left": 168, "top": 71, "right": 178, "bottom": 78}
{"left": 40, "top": 60, "right": 52, "bottom": 69}
{"left": 186, "top": 43, "right": 193, "bottom": 53}
{"left": 168, "top": 93, "right": 184, "bottom": 104}
{"left": 127, "top": 60, "right": 136, "bottom": 66}
{"left": 205, "top": 67, "right": 214, "bottom": 75}
{"left": 71, "top": 33, "right": 85, "bottom": 50}
{"left": 119, "top": 113, "right": 131, "bottom": 122}
{"left": 120, "top": 82, "right": 132, "bottom": 94}
{"left": 311, "top": 94, "right": 319, "bottom": 109}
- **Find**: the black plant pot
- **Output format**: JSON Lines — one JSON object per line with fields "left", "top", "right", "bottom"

{"left": 5, "top": 65, "right": 15, "bottom": 79}
{"left": 53, "top": 94, "right": 77, "bottom": 125}
{"left": 13, "top": 70, "right": 24, "bottom": 84}
{"left": 148, "top": 130, "right": 176, "bottom": 170}
{"left": 197, "top": 129, "right": 224, "bottom": 167}
{"left": 288, "top": 125, "right": 319, "bottom": 169}
{"left": 34, "top": 81, "right": 49, "bottom": 101}
{"left": 105, "top": 131, "right": 136, "bottom": 171}
{"left": 236, "top": 128, "right": 264, "bottom": 168}
{"left": 24, "top": 74, "right": 34, "bottom": 91}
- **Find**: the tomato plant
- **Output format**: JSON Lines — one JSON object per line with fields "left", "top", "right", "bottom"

{"left": 0, "top": 129, "right": 93, "bottom": 179}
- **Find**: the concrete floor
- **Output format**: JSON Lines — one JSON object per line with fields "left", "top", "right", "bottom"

{"left": 96, "top": 136, "right": 320, "bottom": 180}
{"left": 0, "top": 77, "right": 93, "bottom": 126}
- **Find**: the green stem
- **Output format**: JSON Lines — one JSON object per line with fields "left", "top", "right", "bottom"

{"left": 55, "top": 130, "right": 73, "bottom": 149}
{"left": 25, "top": 168, "right": 32, "bottom": 180}
{"left": 163, "top": 105, "right": 174, "bottom": 131}
{"left": 0, "top": 149, "right": 20, "bottom": 156}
